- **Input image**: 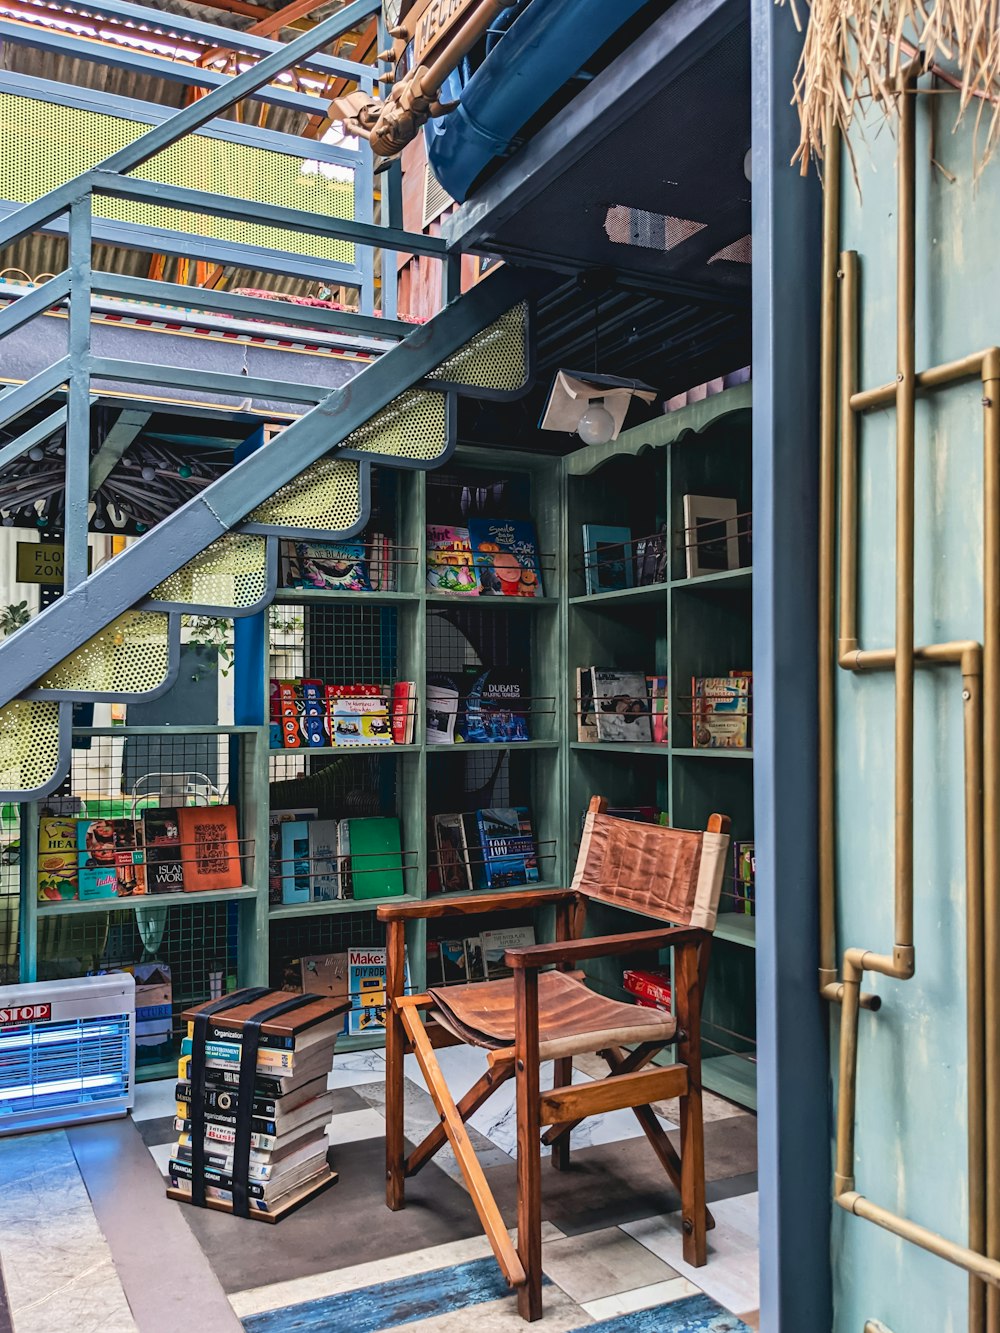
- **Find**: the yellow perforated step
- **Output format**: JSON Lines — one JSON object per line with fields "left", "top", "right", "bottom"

{"left": 35, "top": 611, "right": 172, "bottom": 696}
{"left": 427, "top": 302, "right": 528, "bottom": 392}
{"left": 0, "top": 700, "right": 62, "bottom": 796}
{"left": 341, "top": 389, "right": 450, "bottom": 462}
{"left": 246, "top": 456, "right": 363, "bottom": 532}
{"left": 151, "top": 533, "right": 269, "bottom": 609}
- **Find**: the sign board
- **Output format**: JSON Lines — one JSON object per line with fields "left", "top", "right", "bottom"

{"left": 16, "top": 543, "right": 92, "bottom": 585}
{"left": 0, "top": 1004, "right": 51, "bottom": 1024}
{"left": 411, "top": 0, "right": 481, "bottom": 68}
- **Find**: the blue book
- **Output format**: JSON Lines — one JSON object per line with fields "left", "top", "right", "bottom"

{"left": 475, "top": 807, "right": 540, "bottom": 890}
{"left": 280, "top": 820, "right": 312, "bottom": 904}
{"left": 582, "top": 524, "right": 633, "bottom": 595}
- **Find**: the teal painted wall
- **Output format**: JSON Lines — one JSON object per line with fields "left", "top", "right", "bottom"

{"left": 832, "top": 90, "right": 996, "bottom": 1332}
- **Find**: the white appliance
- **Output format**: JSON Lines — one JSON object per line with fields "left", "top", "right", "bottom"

{"left": 0, "top": 974, "right": 135, "bottom": 1135}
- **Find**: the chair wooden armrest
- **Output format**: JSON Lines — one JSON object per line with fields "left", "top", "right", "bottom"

{"left": 377, "top": 887, "right": 578, "bottom": 922}
{"left": 505, "top": 926, "right": 706, "bottom": 971}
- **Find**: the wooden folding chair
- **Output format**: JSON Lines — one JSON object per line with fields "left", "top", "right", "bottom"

{"left": 377, "top": 798, "right": 731, "bottom": 1322}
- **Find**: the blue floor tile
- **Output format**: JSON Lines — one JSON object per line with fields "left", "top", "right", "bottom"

{"left": 570, "top": 1292, "right": 750, "bottom": 1333}
{"left": 241, "top": 1257, "right": 536, "bottom": 1332}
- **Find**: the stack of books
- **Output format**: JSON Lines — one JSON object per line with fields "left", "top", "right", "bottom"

{"left": 269, "top": 678, "right": 415, "bottom": 750}
{"left": 169, "top": 990, "right": 349, "bottom": 1222}
{"left": 270, "top": 812, "right": 406, "bottom": 906}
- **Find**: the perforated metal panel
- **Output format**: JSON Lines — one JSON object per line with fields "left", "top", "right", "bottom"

{"left": 342, "top": 389, "right": 449, "bottom": 462}
{"left": 36, "top": 612, "right": 171, "bottom": 695}
{"left": 150, "top": 534, "right": 269, "bottom": 609}
{"left": 0, "top": 94, "right": 356, "bottom": 265}
{"left": 427, "top": 302, "right": 529, "bottom": 392}
{"left": 246, "top": 457, "right": 363, "bottom": 532}
{"left": 0, "top": 700, "right": 61, "bottom": 795}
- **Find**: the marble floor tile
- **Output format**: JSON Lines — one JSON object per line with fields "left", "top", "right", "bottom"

{"left": 130, "top": 1077, "right": 178, "bottom": 1123}
{"left": 579, "top": 1276, "right": 703, "bottom": 1320}
{"left": 229, "top": 1222, "right": 565, "bottom": 1318}
{"left": 357, "top": 1075, "right": 511, "bottom": 1180}
{"left": 622, "top": 1194, "right": 759, "bottom": 1317}
{"left": 540, "top": 1226, "right": 680, "bottom": 1303}
{"left": 328, "top": 1048, "right": 386, "bottom": 1088}
{"left": 403, "top": 1048, "right": 667, "bottom": 1157}
{"left": 325, "top": 1107, "right": 387, "bottom": 1146}
{"left": 147, "top": 1140, "right": 176, "bottom": 1177}
{"left": 0, "top": 1131, "right": 137, "bottom": 1333}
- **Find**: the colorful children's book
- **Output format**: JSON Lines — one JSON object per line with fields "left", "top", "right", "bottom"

{"left": 300, "top": 679, "right": 327, "bottom": 748}
{"left": 76, "top": 818, "right": 119, "bottom": 899}
{"left": 461, "top": 667, "right": 530, "bottom": 742}
{"left": 475, "top": 807, "right": 539, "bottom": 889}
{"left": 582, "top": 524, "right": 633, "bottom": 595}
{"left": 281, "top": 541, "right": 371, "bottom": 591}
{"left": 280, "top": 820, "right": 312, "bottom": 904}
{"left": 467, "top": 519, "right": 544, "bottom": 598}
{"left": 391, "top": 681, "right": 416, "bottom": 745}
{"left": 329, "top": 691, "right": 392, "bottom": 746}
{"left": 591, "top": 670, "right": 653, "bottom": 742}
{"left": 732, "top": 840, "right": 756, "bottom": 915}
{"left": 142, "top": 808, "right": 184, "bottom": 893}
{"left": 176, "top": 805, "right": 242, "bottom": 892}
{"left": 691, "top": 676, "right": 751, "bottom": 749}
{"left": 425, "top": 525, "right": 479, "bottom": 595}
{"left": 37, "top": 817, "right": 79, "bottom": 902}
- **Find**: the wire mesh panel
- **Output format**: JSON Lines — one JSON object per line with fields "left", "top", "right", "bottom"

{"left": 269, "top": 909, "right": 382, "bottom": 991}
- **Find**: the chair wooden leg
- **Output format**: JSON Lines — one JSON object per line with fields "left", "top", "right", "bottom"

{"left": 515, "top": 970, "right": 543, "bottom": 1322}
{"left": 550, "top": 1057, "right": 572, "bottom": 1171}
{"left": 385, "top": 1006, "right": 407, "bottom": 1211}
{"left": 385, "top": 923, "right": 407, "bottom": 1212}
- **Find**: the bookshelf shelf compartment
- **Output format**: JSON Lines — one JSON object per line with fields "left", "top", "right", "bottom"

{"left": 568, "top": 584, "right": 669, "bottom": 608}
{"left": 268, "top": 745, "right": 421, "bottom": 758}
{"left": 427, "top": 740, "right": 561, "bottom": 754}
{"left": 702, "top": 1053, "right": 757, "bottom": 1110}
{"left": 671, "top": 748, "right": 754, "bottom": 760}
{"left": 424, "top": 594, "right": 559, "bottom": 609}
{"left": 269, "top": 892, "right": 422, "bottom": 920}
{"left": 714, "top": 915, "right": 756, "bottom": 948}
{"left": 274, "top": 589, "right": 421, "bottom": 607}
{"left": 38, "top": 886, "right": 259, "bottom": 916}
{"left": 671, "top": 567, "right": 753, "bottom": 593}
{"left": 571, "top": 742, "right": 670, "bottom": 756}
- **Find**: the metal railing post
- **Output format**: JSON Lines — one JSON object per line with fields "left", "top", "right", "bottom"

{"left": 64, "top": 192, "right": 93, "bottom": 592}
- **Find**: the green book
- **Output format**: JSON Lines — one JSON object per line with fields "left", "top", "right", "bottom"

{"left": 347, "top": 817, "right": 405, "bottom": 900}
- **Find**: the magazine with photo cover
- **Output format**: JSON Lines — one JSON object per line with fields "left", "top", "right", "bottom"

{"left": 591, "top": 670, "right": 653, "bottom": 743}
{"left": 461, "top": 666, "right": 530, "bottom": 743}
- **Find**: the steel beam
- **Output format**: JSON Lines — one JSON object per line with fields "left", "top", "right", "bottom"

{"left": 0, "top": 271, "right": 70, "bottom": 343}
{"left": 0, "top": 407, "right": 67, "bottom": 473}
{"left": 0, "top": 265, "right": 556, "bottom": 705}
{"left": 90, "top": 173, "right": 450, "bottom": 258}
{"left": 0, "top": 358, "right": 70, "bottom": 430}
{"left": 89, "top": 357, "right": 328, "bottom": 405}
{"left": 88, "top": 408, "right": 150, "bottom": 494}
{"left": 64, "top": 194, "right": 92, "bottom": 591}
{"left": 90, "top": 272, "right": 407, "bottom": 341}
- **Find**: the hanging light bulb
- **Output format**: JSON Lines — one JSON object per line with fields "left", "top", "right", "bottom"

{"left": 2, "top": 515, "right": 13, "bottom": 527}
{"left": 141, "top": 465, "right": 156, "bottom": 482}
{"left": 29, "top": 446, "right": 45, "bottom": 462}
{"left": 93, "top": 516, "right": 106, "bottom": 530}
{"left": 576, "top": 402, "right": 616, "bottom": 445}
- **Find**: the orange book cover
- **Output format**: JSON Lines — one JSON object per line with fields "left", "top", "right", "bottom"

{"left": 177, "top": 805, "right": 243, "bottom": 892}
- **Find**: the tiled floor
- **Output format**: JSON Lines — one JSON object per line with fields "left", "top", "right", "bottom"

{"left": 0, "top": 1050, "right": 760, "bottom": 1332}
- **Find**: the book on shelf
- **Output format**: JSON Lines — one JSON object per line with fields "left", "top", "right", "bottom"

{"left": 582, "top": 524, "right": 633, "bottom": 596}
{"left": 476, "top": 807, "right": 539, "bottom": 889}
{"left": 634, "top": 525, "right": 668, "bottom": 586}
{"left": 325, "top": 685, "right": 392, "bottom": 747}
{"left": 623, "top": 969, "right": 672, "bottom": 1012}
{"left": 432, "top": 812, "right": 474, "bottom": 894}
{"left": 337, "top": 820, "right": 352, "bottom": 898}
{"left": 367, "top": 530, "right": 396, "bottom": 592}
{"left": 273, "top": 679, "right": 302, "bottom": 750}
{"left": 281, "top": 540, "right": 371, "bottom": 592}
{"left": 466, "top": 518, "right": 544, "bottom": 597}
{"left": 461, "top": 666, "right": 530, "bottom": 742}
{"left": 480, "top": 926, "right": 536, "bottom": 980}
{"left": 112, "top": 818, "right": 147, "bottom": 896}
{"left": 300, "top": 953, "right": 350, "bottom": 1020}
{"left": 576, "top": 667, "right": 598, "bottom": 742}
{"left": 439, "top": 939, "right": 468, "bottom": 984}
{"left": 646, "top": 674, "right": 669, "bottom": 745}
{"left": 426, "top": 673, "right": 462, "bottom": 744}
{"left": 300, "top": 679, "right": 327, "bottom": 748}
{"left": 76, "top": 818, "right": 119, "bottom": 899}
{"left": 682, "top": 495, "right": 740, "bottom": 579}
{"left": 426, "top": 525, "right": 479, "bottom": 595}
{"left": 142, "top": 808, "right": 185, "bottom": 894}
{"left": 176, "top": 805, "right": 242, "bottom": 892}
{"left": 731, "top": 840, "right": 755, "bottom": 916}
{"left": 591, "top": 670, "right": 653, "bottom": 743}
{"left": 37, "top": 816, "right": 78, "bottom": 902}
{"left": 346, "top": 945, "right": 411, "bottom": 1036}
{"left": 268, "top": 809, "right": 316, "bottom": 905}
{"left": 346, "top": 817, "right": 405, "bottom": 900}
{"left": 691, "top": 675, "right": 751, "bottom": 749}
{"left": 130, "top": 960, "right": 173, "bottom": 1053}
{"left": 280, "top": 820, "right": 312, "bottom": 905}
{"left": 390, "top": 681, "right": 416, "bottom": 745}
{"left": 308, "top": 820, "right": 342, "bottom": 902}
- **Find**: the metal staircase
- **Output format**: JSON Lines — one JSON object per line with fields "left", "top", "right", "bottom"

{"left": 0, "top": 7, "right": 546, "bottom": 800}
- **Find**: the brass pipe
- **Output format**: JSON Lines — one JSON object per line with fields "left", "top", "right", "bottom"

{"left": 841, "top": 1192, "right": 1000, "bottom": 1289}
{"left": 983, "top": 347, "right": 1000, "bottom": 1331}
{"left": 818, "top": 116, "right": 842, "bottom": 990}
{"left": 852, "top": 351, "right": 997, "bottom": 412}
{"left": 838, "top": 250, "right": 859, "bottom": 660}
{"left": 894, "top": 62, "right": 917, "bottom": 971}
{"left": 966, "top": 660, "right": 987, "bottom": 1330}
